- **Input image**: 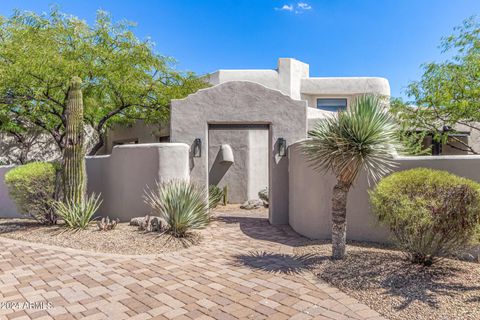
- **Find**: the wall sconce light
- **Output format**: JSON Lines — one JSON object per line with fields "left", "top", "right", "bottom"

{"left": 278, "top": 138, "right": 287, "bottom": 157}
{"left": 193, "top": 138, "right": 202, "bottom": 157}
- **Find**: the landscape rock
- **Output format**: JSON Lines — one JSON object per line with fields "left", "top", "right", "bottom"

{"left": 240, "top": 199, "right": 264, "bottom": 210}
{"left": 258, "top": 188, "right": 268, "bottom": 202}
{"left": 457, "top": 244, "right": 480, "bottom": 262}
{"left": 131, "top": 215, "right": 168, "bottom": 232}
{"left": 129, "top": 217, "right": 144, "bottom": 226}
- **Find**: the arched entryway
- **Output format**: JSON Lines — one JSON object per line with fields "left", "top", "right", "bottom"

{"left": 170, "top": 81, "right": 307, "bottom": 224}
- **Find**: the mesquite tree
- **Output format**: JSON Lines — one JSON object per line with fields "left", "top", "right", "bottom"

{"left": 0, "top": 8, "right": 207, "bottom": 162}
{"left": 63, "top": 77, "right": 86, "bottom": 204}
{"left": 391, "top": 17, "right": 480, "bottom": 154}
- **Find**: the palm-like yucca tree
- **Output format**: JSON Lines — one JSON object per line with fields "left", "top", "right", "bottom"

{"left": 302, "top": 95, "right": 398, "bottom": 260}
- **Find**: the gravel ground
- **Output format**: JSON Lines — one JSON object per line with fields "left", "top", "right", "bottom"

{"left": 0, "top": 218, "right": 201, "bottom": 255}
{"left": 214, "top": 203, "right": 268, "bottom": 215}
{"left": 295, "top": 241, "right": 480, "bottom": 320}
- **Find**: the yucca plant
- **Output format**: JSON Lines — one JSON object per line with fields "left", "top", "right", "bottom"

{"left": 302, "top": 95, "right": 398, "bottom": 260}
{"left": 53, "top": 193, "right": 102, "bottom": 229}
{"left": 208, "top": 185, "right": 224, "bottom": 209}
{"left": 144, "top": 180, "right": 209, "bottom": 237}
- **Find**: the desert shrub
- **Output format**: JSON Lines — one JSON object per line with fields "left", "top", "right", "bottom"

{"left": 144, "top": 180, "right": 209, "bottom": 237}
{"left": 258, "top": 187, "right": 268, "bottom": 202}
{"left": 4, "top": 162, "right": 57, "bottom": 223}
{"left": 208, "top": 185, "right": 224, "bottom": 209}
{"left": 370, "top": 168, "right": 480, "bottom": 265}
{"left": 53, "top": 193, "right": 102, "bottom": 229}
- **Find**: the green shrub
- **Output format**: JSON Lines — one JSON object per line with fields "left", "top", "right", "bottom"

{"left": 370, "top": 168, "right": 480, "bottom": 265}
{"left": 208, "top": 185, "right": 224, "bottom": 209}
{"left": 4, "top": 162, "right": 57, "bottom": 223}
{"left": 144, "top": 180, "right": 209, "bottom": 237}
{"left": 53, "top": 193, "right": 102, "bottom": 229}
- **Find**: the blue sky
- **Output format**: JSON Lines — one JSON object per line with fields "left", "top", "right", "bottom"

{"left": 1, "top": 1, "right": 479, "bottom": 98}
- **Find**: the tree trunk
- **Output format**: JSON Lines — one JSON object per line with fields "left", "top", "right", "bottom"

{"left": 331, "top": 181, "right": 350, "bottom": 260}
{"left": 88, "top": 133, "right": 104, "bottom": 156}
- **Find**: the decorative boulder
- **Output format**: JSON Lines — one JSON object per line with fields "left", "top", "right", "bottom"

{"left": 240, "top": 199, "right": 264, "bottom": 210}
{"left": 130, "top": 217, "right": 144, "bottom": 226}
{"left": 258, "top": 188, "right": 268, "bottom": 202}
{"left": 130, "top": 215, "right": 167, "bottom": 232}
{"left": 258, "top": 188, "right": 269, "bottom": 208}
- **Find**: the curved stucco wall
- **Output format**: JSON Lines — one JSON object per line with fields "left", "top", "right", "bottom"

{"left": 289, "top": 142, "right": 480, "bottom": 243}
{"left": 87, "top": 143, "right": 190, "bottom": 221}
{"left": 0, "top": 143, "right": 190, "bottom": 221}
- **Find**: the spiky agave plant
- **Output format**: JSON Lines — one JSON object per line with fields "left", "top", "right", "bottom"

{"left": 208, "top": 185, "right": 224, "bottom": 209}
{"left": 53, "top": 193, "right": 102, "bottom": 229}
{"left": 302, "top": 95, "right": 398, "bottom": 260}
{"left": 144, "top": 180, "right": 209, "bottom": 237}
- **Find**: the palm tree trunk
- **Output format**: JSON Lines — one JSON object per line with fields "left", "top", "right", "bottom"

{"left": 331, "top": 181, "right": 350, "bottom": 259}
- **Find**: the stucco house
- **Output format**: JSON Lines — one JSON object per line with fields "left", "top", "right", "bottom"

{"left": 2, "top": 57, "right": 480, "bottom": 244}
{"left": 105, "top": 58, "right": 390, "bottom": 151}
{"left": 105, "top": 58, "right": 390, "bottom": 208}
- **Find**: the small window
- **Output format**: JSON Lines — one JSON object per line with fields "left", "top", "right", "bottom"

{"left": 159, "top": 136, "right": 170, "bottom": 142}
{"left": 316, "top": 98, "right": 347, "bottom": 112}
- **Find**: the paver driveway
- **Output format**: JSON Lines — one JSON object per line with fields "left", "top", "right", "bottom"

{"left": 0, "top": 209, "right": 385, "bottom": 320}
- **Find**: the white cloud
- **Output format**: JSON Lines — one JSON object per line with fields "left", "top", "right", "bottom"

{"left": 276, "top": 4, "right": 294, "bottom": 11}
{"left": 297, "top": 2, "right": 312, "bottom": 10}
{"left": 276, "top": 2, "right": 312, "bottom": 13}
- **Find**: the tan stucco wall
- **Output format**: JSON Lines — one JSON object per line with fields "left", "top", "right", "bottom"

{"left": 207, "top": 58, "right": 389, "bottom": 104}
{"left": 0, "top": 143, "right": 190, "bottom": 221}
{"left": 87, "top": 143, "right": 190, "bottom": 221}
{"left": 104, "top": 120, "right": 169, "bottom": 154}
{"left": 206, "top": 58, "right": 309, "bottom": 100}
{"left": 171, "top": 81, "right": 307, "bottom": 224}
{"left": 470, "top": 126, "right": 480, "bottom": 154}
{"left": 248, "top": 129, "right": 269, "bottom": 200}
{"left": 289, "top": 142, "right": 480, "bottom": 243}
{"left": 208, "top": 126, "right": 268, "bottom": 203}
{"left": 0, "top": 166, "right": 21, "bottom": 218}
{"left": 300, "top": 77, "right": 390, "bottom": 97}
{"left": 208, "top": 127, "right": 250, "bottom": 203}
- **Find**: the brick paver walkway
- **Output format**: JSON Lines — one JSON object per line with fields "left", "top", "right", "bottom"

{"left": 0, "top": 210, "right": 385, "bottom": 320}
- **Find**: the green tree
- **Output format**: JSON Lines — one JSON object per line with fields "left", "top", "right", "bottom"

{"left": 302, "top": 95, "right": 397, "bottom": 260}
{"left": 0, "top": 8, "right": 207, "bottom": 157}
{"left": 392, "top": 17, "right": 480, "bottom": 154}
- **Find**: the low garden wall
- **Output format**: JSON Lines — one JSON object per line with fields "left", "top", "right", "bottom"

{"left": 0, "top": 166, "right": 21, "bottom": 218}
{"left": 0, "top": 143, "right": 190, "bottom": 221}
{"left": 289, "top": 141, "right": 480, "bottom": 243}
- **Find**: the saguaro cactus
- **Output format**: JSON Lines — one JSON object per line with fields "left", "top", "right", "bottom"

{"left": 63, "top": 76, "right": 86, "bottom": 204}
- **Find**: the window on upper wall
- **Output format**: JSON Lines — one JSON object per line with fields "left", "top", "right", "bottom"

{"left": 316, "top": 98, "right": 347, "bottom": 112}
